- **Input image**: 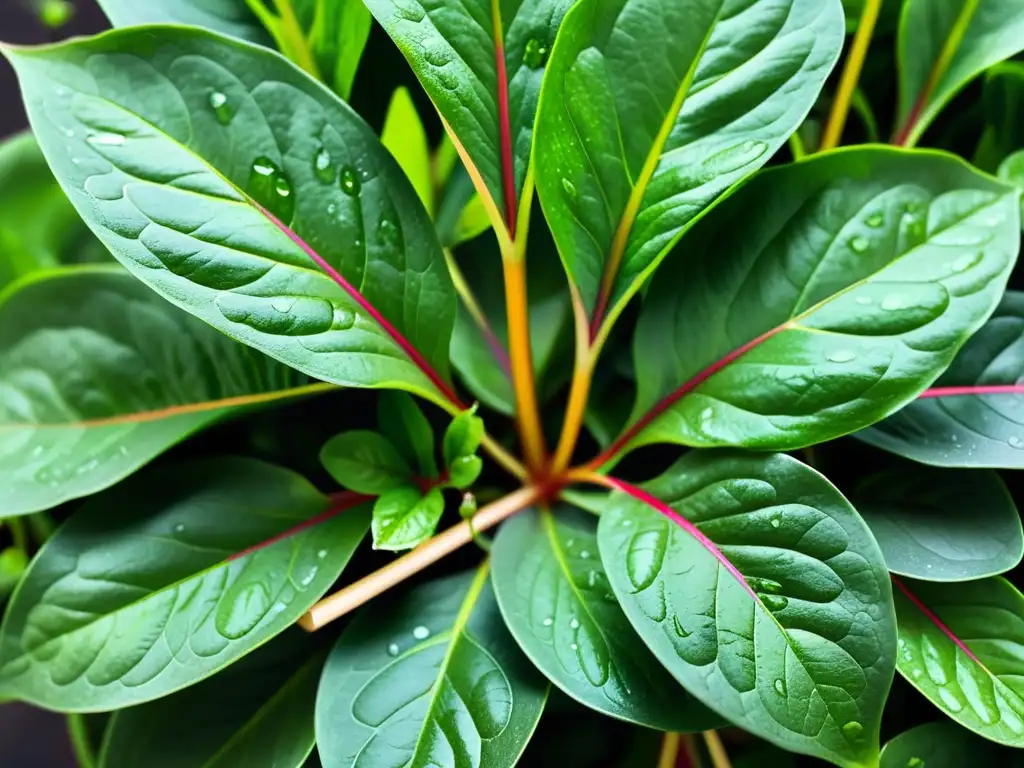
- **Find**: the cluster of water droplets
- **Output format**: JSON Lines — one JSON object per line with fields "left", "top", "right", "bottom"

{"left": 386, "top": 624, "right": 432, "bottom": 656}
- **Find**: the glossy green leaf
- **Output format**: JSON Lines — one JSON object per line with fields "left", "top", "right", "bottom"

{"left": 364, "top": 0, "right": 575, "bottom": 230}
{"left": 622, "top": 149, "right": 1020, "bottom": 457}
{"left": 377, "top": 391, "right": 438, "bottom": 479}
{"left": 855, "top": 468, "right": 1022, "bottom": 580}
{"left": 95, "top": 0, "right": 273, "bottom": 45}
{"left": 98, "top": 631, "right": 321, "bottom": 768}
{"left": 598, "top": 452, "right": 896, "bottom": 768}
{"left": 858, "top": 291, "right": 1024, "bottom": 468}
{"left": 443, "top": 406, "right": 484, "bottom": 465}
{"left": 6, "top": 26, "right": 459, "bottom": 408}
{"left": 534, "top": 0, "right": 844, "bottom": 325}
{"left": 0, "top": 267, "right": 324, "bottom": 518}
{"left": 491, "top": 507, "right": 720, "bottom": 731}
{"left": 435, "top": 163, "right": 491, "bottom": 248}
{"left": 448, "top": 454, "right": 483, "bottom": 489}
{"left": 371, "top": 485, "right": 445, "bottom": 550}
{"left": 295, "top": 0, "right": 372, "bottom": 99}
{"left": 381, "top": 86, "right": 434, "bottom": 217}
{"left": 895, "top": 0, "right": 1024, "bottom": 146}
{"left": 0, "top": 132, "right": 100, "bottom": 289}
{"left": 0, "top": 457, "right": 369, "bottom": 711}
{"left": 321, "top": 430, "right": 413, "bottom": 494}
{"left": 880, "top": 721, "right": 1023, "bottom": 768}
{"left": 893, "top": 576, "right": 1024, "bottom": 746}
{"left": 1000, "top": 150, "right": 1024, "bottom": 195}
{"left": 974, "top": 62, "right": 1024, "bottom": 172}
{"left": 316, "top": 566, "right": 547, "bottom": 768}
{"left": 0, "top": 549, "right": 28, "bottom": 603}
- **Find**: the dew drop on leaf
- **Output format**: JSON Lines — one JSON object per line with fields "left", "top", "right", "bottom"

{"left": 1009, "top": 436, "right": 1024, "bottom": 450}
{"left": 580, "top": 550, "right": 592, "bottom": 559}
{"left": 951, "top": 252, "right": 982, "bottom": 273}
{"left": 906, "top": 758, "right": 925, "bottom": 768}
{"left": 274, "top": 175, "right": 292, "bottom": 198}
{"left": 770, "top": 516, "right": 781, "bottom": 529}
{"left": 569, "top": 618, "right": 580, "bottom": 630}
{"left": 339, "top": 166, "right": 361, "bottom": 196}
{"left": 828, "top": 349, "right": 856, "bottom": 363}
{"left": 773, "top": 678, "right": 786, "bottom": 696}
{"left": 865, "top": 212, "right": 884, "bottom": 228}
{"left": 86, "top": 131, "right": 124, "bottom": 147}
{"left": 386, "top": 643, "right": 400, "bottom": 656}
{"left": 561, "top": 178, "right": 577, "bottom": 199}
{"left": 850, "top": 236, "right": 869, "bottom": 253}
{"left": 881, "top": 294, "right": 909, "bottom": 311}
{"left": 317, "top": 549, "right": 329, "bottom": 560}
{"left": 208, "top": 91, "right": 232, "bottom": 125}
{"left": 314, "top": 146, "right": 335, "bottom": 183}
{"left": 523, "top": 38, "right": 549, "bottom": 68}
{"left": 841, "top": 722, "right": 863, "bottom": 740}
{"left": 938, "top": 687, "right": 963, "bottom": 712}
{"left": 217, "top": 582, "right": 270, "bottom": 639}
{"left": 333, "top": 308, "right": 356, "bottom": 330}
{"left": 412, "top": 625, "right": 430, "bottom": 640}
{"left": 542, "top": 617, "right": 553, "bottom": 627}
{"left": 173, "top": 523, "right": 186, "bottom": 534}
{"left": 570, "top": 642, "right": 578, "bottom": 651}
{"left": 760, "top": 594, "right": 788, "bottom": 612}
{"left": 252, "top": 157, "right": 276, "bottom": 179}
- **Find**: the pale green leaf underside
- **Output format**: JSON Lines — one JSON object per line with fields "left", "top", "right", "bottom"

{"left": 599, "top": 452, "right": 896, "bottom": 768}
{"left": 894, "top": 577, "right": 1024, "bottom": 747}
{"left": 858, "top": 291, "right": 1024, "bottom": 468}
{"left": 535, "top": 0, "right": 844, "bottom": 317}
{"left": 7, "top": 26, "right": 456, "bottom": 405}
{"left": 0, "top": 266, "right": 321, "bottom": 517}
{"left": 631, "top": 148, "right": 1020, "bottom": 453}
{"left": 0, "top": 458, "right": 368, "bottom": 711}
{"left": 316, "top": 568, "right": 547, "bottom": 768}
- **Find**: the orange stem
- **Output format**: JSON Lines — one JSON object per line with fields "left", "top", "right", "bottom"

{"left": 503, "top": 256, "right": 547, "bottom": 473}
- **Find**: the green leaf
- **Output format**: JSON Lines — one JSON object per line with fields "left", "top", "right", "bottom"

{"left": 6, "top": 26, "right": 459, "bottom": 409}
{"left": 316, "top": 566, "right": 547, "bottom": 768}
{"left": 491, "top": 507, "right": 721, "bottom": 731}
{"left": 364, "top": 0, "right": 575, "bottom": 233}
{"left": 381, "top": 86, "right": 434, "bottom": 217}
{"left": 534, "top": 0, "right": 844, "bottom": 328}
{"left": 443, "top": 406, "right": 484, "bottom": 465}
{"left": 0, "top": 267, "right": 325, "bottom": 518}
{"left": 598, "top": 452, "right": 896, "bottom": 768}
{"left": 377, "top": 391, "right": 438, "bottom": 479}
{"left": 1000, "top": 150, "right": 1024, "bottom": 192}
{"left": 296, "top": 0, "right": 372, "bottom": 99}
{"left": 618, "top": 148, "right": 1020, "bottom": 458}
{"left": 895, "top": 0, "right": 1024, "bottom": 146}
{"left": 0, "top": 132, "right": 100, "bottom": 289}
{"left": 893, "top": 576, "right": 1024, "bottom": 746}
{"left": 879, "top": 721, "right": 1022, "bottom": 767}
{"left": 0, "top": 548, "right": 28, "bottom": 603}
{"left": 0, "top": 457, "right": 369, "bottom": 711}
{"left": 435, "top": 163, "right": 491, "bottom": 248}
{"left": 858, "top": 291, "right": 1024, "bottom": 468}
{"left": 371, "top": 485, "right": 445, "bottom": 550}
{"left": 95, "top": 0, "right": 273, "bottom": 45}
{"left": 98, "top": 631, "right": 320, "bottom": 768}
{"left": 854, "top": 468, "right": 1022, "bottom": 581}
{"left": 974, "top": 62, "right": 1024, "bottom": 172}
{"left": 321, "top": 430, "right": 413, "bottom": 494}
{"left": 448, "top": 454, "right": 483, "bottom": 489}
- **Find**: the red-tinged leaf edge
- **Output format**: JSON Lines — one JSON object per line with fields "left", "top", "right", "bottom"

{"left": 491, "top": 0, "right": 517, "bottom": 238}
{"left": 917, "top": 385, "right": 1024, "bottom": 399}
{"left": 891, "top": 575, "right": 987, "bottom": 667}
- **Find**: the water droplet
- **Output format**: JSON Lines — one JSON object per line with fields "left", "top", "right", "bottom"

{"left": 317, "top": 549, "right": 329, "bottom": 559}
{"left": 1009, "top": 436, "right": 1024, "bottom": 449}
{"left": 86, "top": 131, "right": 124, "bottom": 146}
{"left": 700, "top": 407, "right": 713, "bottom": 421}
{"left": 252, "top": 157, "right": 276, "bottom": 178}
{"left": 881, "top": 294, "right": 909, "bottom": 311}
{"left": 906, "top": 758, "right": 925, "bottom": 768}
{"left": 773, "top": 678, "right": 786, "bottom": 696}
{"left": 770, "top": 516, "right": 781, "bottom": 529}
{"left": 828, "top": 349, "right": 857, "bottom": 363}
{"left": 561, "top": 178, "right": 577, "bottom": 199}
{"left": 387, "top": 643, "right": 400, "bottom": 656}
{"left": 568, "top": 618, "right": 581, "bottom": 631}
{"left": 855, "top": 296, "right": 873, "bottom": 305}
{"left": 412, "top": 625, "right": 430, "bottom": 640}
{"left": 208, "top": 91, "right": 232, "bottom": 124}
{"left": 340, "top": 165, "right": 361, "bottom": 196}
{"left": 522, "top": 38, "right": 549, "bottom": 68}
{"left": 217, "top": 582, "right": 270, "bottom": 639}
{"left": 274, "top": 175, "right": 291, "bottom": 198}
{"left": 314, "top": 146, "right": 335, "bottom": 182}
{"left": 30, "top": 445, "right": 44, "bottom": 458}
{"left": 952, "top": 252, "right": 982, "bottom": 273}
{"left": 542, "top": 617, "right": 553, "bottom": 627}
{"left": 565, "top": 538, "right": 576, "bottom": 549}
{"left": 75, "top": 457, "right": 100, "bottom": 475}
{"left": 761, "top": 594, "right": 788, "bottom": 612}
{"left": 842, "top": 721, "right": 864, "bottom": 740}
{"left": 249, "top": 157, "right": 295, "bottom": 220}
{"left": 620, "top": 519, "right": 633, "bottom": 528}
{"left": 580, "top": 550, "right": 591, "bottom": 559}
{"left": 173, "top": 523, "right": 186, "bottom": 534}
{"left": 938, "top": 687, "right": 963, "bottom": 712}
{"left": 333, "top": 308, "right": 356, "bottom": 330}
{"left": 570, "top": 642, "right": 578, "bottom": 651}
{"left": 298, "top": 567, "right": 317, "bottom": 587}
{"left": 850, "top": 236, "right": 869, "bottom": 253}
{"left": 378, "top": 217, "right": 400, "bottom": 250}
{"left": 911, "top": 668, "right": 922, "bottom": 679}
{"left": 587, "top": 570, "right": 598, "bottom": 587}
{"left": 327, "top": 203, "right": 337, "bottom": 215}
{"left": 903, "top": 649, "right": 913, "bottom": 661}
{"left": 866, "top": 212, "right": 884, "bottom": 228}
{"left": 423, "top": 42, "right": 450, "bottom": 67}
{"left": 63, "top": 127, "right": 74, "bottom": 138}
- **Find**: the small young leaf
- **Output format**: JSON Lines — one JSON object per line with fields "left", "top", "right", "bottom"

{"left": 893, "top": 576, "right": 1024, "bottom": 746}
{"left": 491, "top": 507, "right": 722, "bottom": 732}
{"left": 98, "top": 631, "right": 321, "bottom": 768}
{"left": 598, "top": 452, "right": 896, "bottom": 768}
{"left": 447, "top": 454, "right": 483, "bottom": 490}
{"left": 371, "top": 485, "right": 445, "bottom": 551}
{"left": 855, "top": 468, "right": 1022, "bottom": 581}
{"left": 316, "top": 567, "right": 547, "bottom": 768}
{"left": 320, "top": 430, "right": 413, "bottom": 494}
{"left": 0, "top": 458, "right": 369, "bottom": 711}
{"left": 376, "top": 391, "right": 437, "bottom": 479}
{"left": 443, "top": 405, "right": 484, "bottom": 466}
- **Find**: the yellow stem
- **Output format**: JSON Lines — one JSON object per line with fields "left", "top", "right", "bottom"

{"left": 503, "top": 256, "right": 547, "bottom": 474}
{"left": 681, "top": 734, "right": 702, "bottom": 768}
{"left": 819, "top": 0, "right": 882, "bottom": 151}
{"left": 480, "top": 433, "right": 528, "bottom": 481}
{"left": 702, "top": 731, "right": 732, "bottom": 768}
{"left": 299, "top": 485, "right": 539, "bottom": 630}
{"left": 551, "top": 287, "right": 595, "bottom": 474}
{"left": 658, "top": 733, "right": 681, "bottom": 768}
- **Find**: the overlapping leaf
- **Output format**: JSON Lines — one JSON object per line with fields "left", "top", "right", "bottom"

{"left": 0, "top": 457, "right": 369, "bottom": 711}
{"left": 491, "top": 507, "right": 720, "bottom": 731}
{"left": 99, "top": 631, "right": 321, "bottom": 768}
{"left": 880, "top": 721, "right": 1024, "bottom": 768}
{"left": 0, "top": 267, "right": 326, "bottom": 517}
{"left": 316, "top": 567, "right": 547, "bottom": 768}
{"left": 974, "top": 62, "right": 1024, "bottom": 172}
{"left": 895, "top": 0, "right": 1024, "bottom": 145}
{"left": 5, "top": 27, "right": 458, "bottom": 408}
{"left": 598, "top": 452, "right": 896, "bottom": 768}
{"left": 96, "top": 0, "right": 273, "bottom": 45}
{"left": 534, "top": 0, "right": 844, "bottom": 326}
{"left": 616, "top": 149, "right": 1019, "bottom": 458}
{"left": 893, "top": 576, "right": 1024, "bottom": 747}
{"left": 855, "top": 468, "right": 1022, "bottom": 580}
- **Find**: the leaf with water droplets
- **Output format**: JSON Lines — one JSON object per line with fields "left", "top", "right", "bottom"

{"left": 491, "top": 507, "right": 720, "bottom": 731}
{"left": 0, "top": 267, "right": 327, "bottom": 517}
{"left": 879, "top": 721, "right": 1022, "bottom": 768}
{"left": 6, "top": 27, "right": 459, "bottom": 409}
{"left": 855, "top": 467, "right": 1022, "bottom": 581}
{"left": 598, "top": 452, "right": 896, "bottom": 768}
{"left": 316, "top": 567, "right": 547, "bottom": 768}
{"left": 624, "top": 149, "right": 1020, "bottom": 458}
{"left": 893, "top": 576, "right": 1024, "bottom": 747}
{"left": 535, "top": 0, "right": 844, "bottom": 330}
{"left": 0, "top": 458, "right": 369, "bottom": 711}
{"left": 95, "top": 0, "right": 274, "bottom": 46}
{"left": 370, "top": 485, "right": 445, "bottom": 551}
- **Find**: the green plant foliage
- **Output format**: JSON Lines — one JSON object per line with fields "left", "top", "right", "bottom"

{"left": 880, "top": 720, "right": 1024, "bottom": 767}
{"left": 96, "top": 0, "right": 274, "bottom": 45}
